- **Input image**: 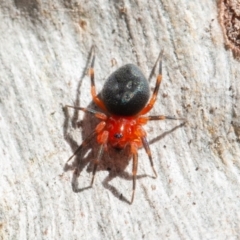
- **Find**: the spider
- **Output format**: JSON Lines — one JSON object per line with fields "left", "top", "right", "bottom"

{"left": 66, "top": 46, "right": 185, "bottom": 204}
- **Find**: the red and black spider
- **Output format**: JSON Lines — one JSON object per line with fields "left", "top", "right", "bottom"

{"left": 66, "top": 46, "right": 185, "bottom": 203}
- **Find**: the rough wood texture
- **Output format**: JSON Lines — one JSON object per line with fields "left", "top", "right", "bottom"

{"left": 1, "top": 0, "right": 240, "bottom": 239}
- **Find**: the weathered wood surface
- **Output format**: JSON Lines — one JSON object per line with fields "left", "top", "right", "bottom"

{"left": 1, "top": 1, "right": 240, "bottom": 239}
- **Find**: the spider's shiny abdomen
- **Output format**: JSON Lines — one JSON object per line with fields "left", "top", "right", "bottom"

{"left": 101, "top": 64, "right": 150, "bottom": 116}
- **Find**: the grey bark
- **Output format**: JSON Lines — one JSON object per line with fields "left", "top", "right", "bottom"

{"left": 1, "top": 1, "right": 240, "bottom": 239}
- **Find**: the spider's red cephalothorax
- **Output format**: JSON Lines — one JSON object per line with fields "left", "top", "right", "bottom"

{"left": 101, "top": 116, "right": 146, "bottom": 149}
{"left": 66, "top": 46, "right": 185, "bottom": 204}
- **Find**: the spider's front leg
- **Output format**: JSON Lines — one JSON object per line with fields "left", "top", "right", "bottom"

{"left": 139, "top": 50, "right": 164, "bottom": 115}
{"left": 89, "top": 45, "right": 107, "bottom": 111}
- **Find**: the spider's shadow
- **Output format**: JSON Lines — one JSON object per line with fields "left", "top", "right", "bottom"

{"left": 62, "top": 47, "right": 185, "bottom": 204}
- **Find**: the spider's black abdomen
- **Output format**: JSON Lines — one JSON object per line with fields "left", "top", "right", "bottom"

{"left": 101, "top": 64, "right": 150, "bottom": 116}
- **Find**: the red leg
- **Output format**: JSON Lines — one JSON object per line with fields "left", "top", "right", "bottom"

{"left": 65, "top": 105, "right": 107, "bottom": 120}
{"left": 141, "top": 136, "right": 157, "bottom": 178}
{"left": 67, "top": 120, "right": 106, "bottom": 163}
{"left": 91, "top": 144, "right": 104, "bottom": 185}
{"left": 89, "top": 46, "right": 107, "bottom": 112}
{"left": 130, "top": 142, "right": 138, "bottom": 204}
{"left": 139, "top": 115, "right": 186, "bottom": 121}
{"left": 139, "top": 115, "right": 185, "bottom": 177}
{"left": 139, "top": 50, "right": 164, "bottom": 115}
{"left": 67, "top": 130, "right": 96, "bottom": 163}
{"left": 91, "top": 130, "right": 109, "bottom": 185}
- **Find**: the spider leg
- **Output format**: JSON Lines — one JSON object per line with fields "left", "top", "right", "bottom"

{"left": 65, "top": 105, "right": 107, "bottom": 120}
{"left": 67, "top": 120, "right": 106, "bottom": 163}
{"left": 130, "top": 142, "right": 139, "bottom": 204}
{"left": 144, "top": 115, "right": 186, "bottom": 121}
{"left": 89, "top": 46, "right": 107, "bottom": 111}
{"left": 91, "top": 130, "right": 109, "bottom": 185}
{"left": 91, "top": 144, "right": 104, "bottom": 185}
{"left": 67, "top": 130, "right": 96, "bottom": 163}
{"left": 139, "top": 50, "right": 164, "bottom": 115}
{"left": 141, "top": 136, "right": 157, "bottom": 178}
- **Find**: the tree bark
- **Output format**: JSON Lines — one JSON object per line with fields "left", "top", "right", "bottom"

{"left": 1, "top": 0, "right": 240, "bottom": 239}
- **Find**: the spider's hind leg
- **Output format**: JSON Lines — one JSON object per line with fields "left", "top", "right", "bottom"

{"left": 141, "top": 136, "right": 157, "bottom": 178}
{"left": 130, "top": 142, "right": 139, "bottom": 204}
